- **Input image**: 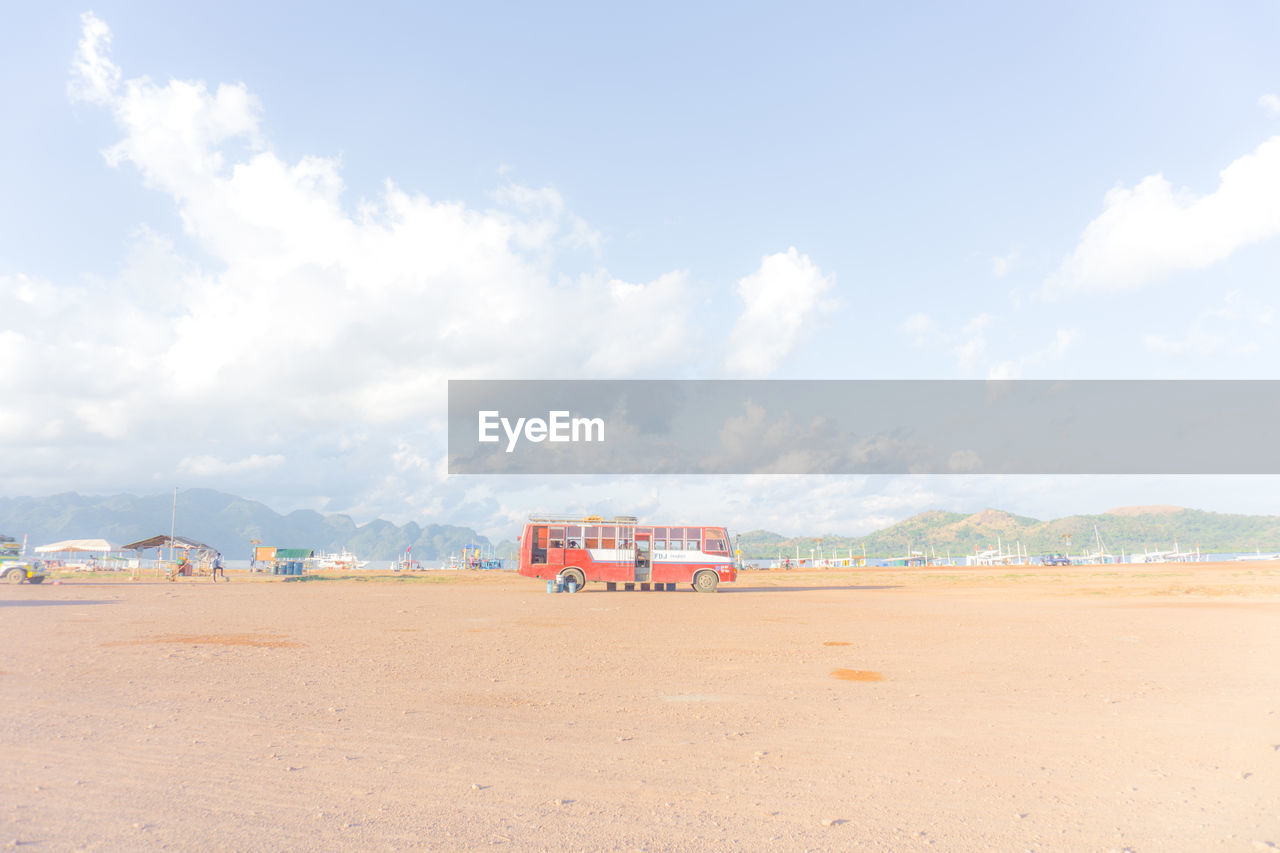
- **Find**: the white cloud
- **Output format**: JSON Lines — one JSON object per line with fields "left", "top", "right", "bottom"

{"left": 178, "top": 454, "right": 285, "bottom": 476}
{"left": 899, "top": 307, "right": 1080, "bottom": 380}
{"left": 67, "top": 12, "right": 119, "bottom": 104}
{"left": 991, "top": 251, "right": 1017, "bottom": 278}
{"left": 1142, "top": 331, "right": 1221, "bottom": 357}
{"left": 986, "top": 327, "right": 1077, "bottom": 379}
{"left": 1260, "top": 94, "right": 1280, "bottom": 118}
{"left": 1046, "top": 327, "right": 1078, "bottom": 359}
{"left": 946, "top": 449, "right": 983, "bottom": 473}
{"left": 1047, "top": 135, "right": 1280, "bottom": 292}
{"left": 2, "top": 14, "right": 834, "bottom": 520}
{"left": 900, "top": 311, "right": 1005, "bottom": 375}
{"left": 1141, "top": 289, "right": 1271, "bottom": 359}
{"left": 987, "top": 361, "right": 1019, "bottom": 380}
{"left": 57, "top": 14, "right": 709, "bottom": 410}
{"left": 953, "top": 313, "right": 993, "bottom": 369}
{"left": 723, "top": 248, "right": 834, "bottom": 377}
{"left": 900, "top": 312, "right": 936, "bottom": 347}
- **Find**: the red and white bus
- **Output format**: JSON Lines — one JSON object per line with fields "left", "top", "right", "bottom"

{"left": 518, "top": 515, "right": 736, "bottom": 593}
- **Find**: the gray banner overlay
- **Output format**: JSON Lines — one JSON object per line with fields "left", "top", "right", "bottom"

{"left": 448, "top": 380, "right": 1280, "bottom": 475}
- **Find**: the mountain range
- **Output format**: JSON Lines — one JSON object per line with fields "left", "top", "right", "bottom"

{"left": 736, "top": 505, "right": 1280, "bottom": 559}
{"left": 4, "top": 491, "right": 1279, "bottom": 563}
{"left": 0, "top": 490, "right": 493, "bottom": 560}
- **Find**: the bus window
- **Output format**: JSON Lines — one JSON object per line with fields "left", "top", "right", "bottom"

{"left": 585, "top": 526, "right": 600, "bottom": 549}
{"left": 567, "top": 525, "right": 582, "bottom": 548}
{"left": 670, "top": 528, "right": 686, "bottom": 549}
{"left": 601, "top": 526, "right": 616, "bottom": 549}
{"left": 653, "top": 527, "right": 667, "bottom": 549}
{"left": 686, "top": 531, "right": 700, "bottom": 551}
{"left": 531, "top": 526, "right": 547, "bottom": 564}
{"left": 704, "top": 529, "right": 728, "bottom": 553}
{"left": 549, "top": 527, "right": 565, "bottom": 549}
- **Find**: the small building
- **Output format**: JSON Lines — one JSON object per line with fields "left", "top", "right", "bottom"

{"left": 273, "top": 548, "right": 313, "bottom": 575}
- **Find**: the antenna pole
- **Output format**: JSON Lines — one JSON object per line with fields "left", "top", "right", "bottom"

{"left": 169, "top": 487, "right": 178, "bottom": 564}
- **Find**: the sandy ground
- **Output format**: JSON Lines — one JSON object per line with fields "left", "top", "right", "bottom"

{"left": 2, "top": 564, "right": 1279, "bottom": 852}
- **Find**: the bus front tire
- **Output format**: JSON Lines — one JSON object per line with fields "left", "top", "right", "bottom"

{"left": 5, "top": 568, "right": 25, "bottom": 584}
{"left": 560, "top": 568, "right": 585, "bottom": 593}
{"left": 692, "top": 570, "right": 719, "bottom": 593}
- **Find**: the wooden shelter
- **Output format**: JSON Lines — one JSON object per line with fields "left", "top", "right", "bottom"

{"left": 121, "top": 535, "right": 217, "bottom": 579}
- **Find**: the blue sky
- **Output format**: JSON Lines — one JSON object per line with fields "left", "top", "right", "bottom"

{"left": 3, "top": 3, "right": 1280, "bottom": 536}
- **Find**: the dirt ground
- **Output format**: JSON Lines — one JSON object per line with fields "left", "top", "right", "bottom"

{"left": 2, "top": 564, "right": 1279, "bottom": 851}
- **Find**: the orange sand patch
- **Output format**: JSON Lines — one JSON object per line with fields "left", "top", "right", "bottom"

{"left": 832, "top": 668, "right": 884, "bottom": 681}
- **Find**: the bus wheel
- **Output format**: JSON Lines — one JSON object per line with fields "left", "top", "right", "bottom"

{"left": 692, "top": 570, "right": 719, "bottom": 593}
{"left": 561, "top": 568, "right": 586, "bottom": 593}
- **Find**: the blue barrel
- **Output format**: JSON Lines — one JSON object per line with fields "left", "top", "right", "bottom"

{"left": 546, "top": 579, "right": 555, "bottom": 594}
{"left": 567, "top": 580, "right": 578, "bottom": 593}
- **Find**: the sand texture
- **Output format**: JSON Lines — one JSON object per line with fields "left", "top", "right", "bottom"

{"left": 2, "top": 565, "right": 1279, "bottom": 851}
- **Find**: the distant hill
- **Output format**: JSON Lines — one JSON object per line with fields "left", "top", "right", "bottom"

{"left": 737, "top": 506, "right": 1280, "bottom": 559}
{"left": 6, "top": 492, "right": 1279, "bottom": 564}
{"left": 0, "top": 489, "right": 494, "bottom": 560}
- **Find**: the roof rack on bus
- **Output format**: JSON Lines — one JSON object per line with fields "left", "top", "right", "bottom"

{"left": 527, "top": 514, "right": 638, "bottom": 524}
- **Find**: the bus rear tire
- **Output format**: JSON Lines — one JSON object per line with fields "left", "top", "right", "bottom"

{"left": 692, "top": 570, "right": 719, "bottom": 593}
{"left": 560, "top": 568, "right": 585, "bottom": 593}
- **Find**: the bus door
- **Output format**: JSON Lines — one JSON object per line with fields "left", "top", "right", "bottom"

{"left": 634, "top": 531, "right": 651, "bottom": 582}
{"left": 615, "top": 522, "right": 637, "bottom": 581}
{"left": 530, "top": 526, "right": 548, "bottom": 566}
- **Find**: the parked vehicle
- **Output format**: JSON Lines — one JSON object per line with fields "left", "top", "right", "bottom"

{"left": 1, "top": 535, "right": 47, "bottom": 584}
{"left": 1041, "top": 553, "right": 1071, "bottom": 566}
{"left": 518, "top": 515, "right": 736, "bottom": 593}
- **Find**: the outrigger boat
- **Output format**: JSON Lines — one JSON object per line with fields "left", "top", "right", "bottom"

{"left": 1234, "top": 549, "right": 1280, "bottom": 562}
{"left": 392, "top": 547, "right": 423, "bottom": 571}
{"left": 309, "top": 549, "right": 368, "bottom": 571}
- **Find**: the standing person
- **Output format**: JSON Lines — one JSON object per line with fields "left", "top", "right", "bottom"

{"left": 212, "top": 553, "right": 225, "bottom": 582}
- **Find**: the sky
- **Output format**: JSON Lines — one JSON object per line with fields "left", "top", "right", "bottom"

{"left": 2, "top": 2, "right": 1280, "bottom": 538}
